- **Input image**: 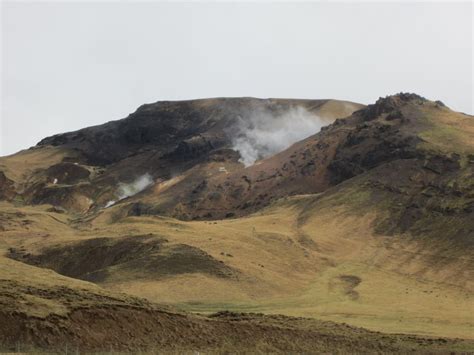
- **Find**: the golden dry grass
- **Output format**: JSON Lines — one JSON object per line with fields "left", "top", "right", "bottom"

{"left": 2, "top": 193, "right": 473, "bottom": 340}
{"left": 0, "top": 146, "right": 76, "bottom": 186}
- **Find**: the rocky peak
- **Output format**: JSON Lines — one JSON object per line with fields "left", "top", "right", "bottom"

{"left": 362, "top": 93, "right": 428, "bottom": 121}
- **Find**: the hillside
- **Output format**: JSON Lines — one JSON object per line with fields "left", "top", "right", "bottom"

{"left": 3, "top": 252, "right": 472, "bottom": 353}
{"left": 0, "top": 98, "right": 362, "bottom": 214}
{"left": 1, "top": 94, "right": 473, "bottom": 352}
{"left": 125, "top": 93, "right": 474, "bottom": 222}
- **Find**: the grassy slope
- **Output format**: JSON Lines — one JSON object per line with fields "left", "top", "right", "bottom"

{"left": 0, "top": 146, "right": 75, "bottom": 187}
{"left": 418, "top": 106, "right": 474, "bottom": 155}
{"left": 79, "top": 105, "right": 473, "bottom": 339}
{"left": 106, "top": 201, "right": 474, "bottom": 340}
{"left": 4, "top": 205, "right": 474, "bottom": 353}
{"left": 2, "top": 187, "right": 473, "bottom": 341}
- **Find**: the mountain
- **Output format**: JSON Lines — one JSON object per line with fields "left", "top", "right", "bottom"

{"left": 0, "top": 98, "right": 361, "bottom": 213}
{"left": 127, "top": 93, "right": 473, "bottom": 223}
{"left": 1, "top": 94, "right": 473, "bottom": 352}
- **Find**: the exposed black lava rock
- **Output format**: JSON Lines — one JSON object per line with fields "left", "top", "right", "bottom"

{"left": 37, "top": 98, "right": 330, "bottom": 166}
{"left": 362, "top": 93, "right": 427, "bottom": 121}
{"left": 328, "top": 120, "right": 422, "bottom": 184}
{"left": 163, "top": 134, "right": 227, "bottom": 161}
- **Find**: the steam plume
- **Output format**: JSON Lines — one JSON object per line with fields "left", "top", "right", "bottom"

{"left": 231, "top": 106, "right": 325, "bottom": 166}
{"left": 117, "top": 174, "right": 154, "bottom": 199}
{"left": 105, "top": 174, "right": 153, "bottom": 208}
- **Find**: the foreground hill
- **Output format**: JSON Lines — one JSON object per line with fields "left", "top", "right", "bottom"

{"left": 1, "top": 202, "right": 473, "bottom": 353}
{"left": 1, "top": 94, "right": 473, "bottom": 351}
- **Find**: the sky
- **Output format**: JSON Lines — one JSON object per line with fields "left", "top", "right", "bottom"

{"left": 1, "top": 1, "right": 472, "bottom": 156}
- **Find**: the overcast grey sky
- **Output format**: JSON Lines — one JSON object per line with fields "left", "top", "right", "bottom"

{"left": 1, "top": 1, "right": 472, "bottom": 156}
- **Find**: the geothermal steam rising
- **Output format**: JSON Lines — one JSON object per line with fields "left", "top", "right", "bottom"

{"left": 232, "top": 106, "right": 325, "bottom": 166}
{"left": 105, "top": 174, "right": 153, "bottom": 208}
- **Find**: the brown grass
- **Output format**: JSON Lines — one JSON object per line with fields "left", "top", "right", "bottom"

{"left": 1, "top": 192, "right": 473, "bottom": 341}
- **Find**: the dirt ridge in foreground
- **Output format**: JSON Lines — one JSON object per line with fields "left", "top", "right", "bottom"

{"left": 1, "top": 280, "right": 473, "bottom": 354}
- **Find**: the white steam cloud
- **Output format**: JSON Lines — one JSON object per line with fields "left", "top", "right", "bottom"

{"left": 231, "top": 106, "right": 325, "bottom": 166}
{"left": 105, "top": 173, "right": 154, "bottom": 208}
{"left": 118, "top": 174, "right": 154, "bottom": 199}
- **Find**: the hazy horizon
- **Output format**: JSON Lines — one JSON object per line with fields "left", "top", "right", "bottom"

{"left": 2, "top": 1, "right": 473, "bottom": 156}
